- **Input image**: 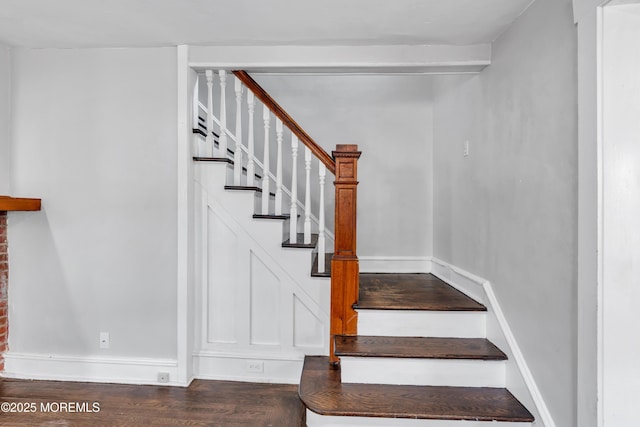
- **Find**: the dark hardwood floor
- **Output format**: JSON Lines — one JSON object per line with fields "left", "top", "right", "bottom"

{"left": 0, "top": 377, "right": 305, "bottom": 426}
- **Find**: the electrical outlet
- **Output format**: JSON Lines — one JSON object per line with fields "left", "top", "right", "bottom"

{"left": 463, "top": 140, "right": 470, "bottom": 157}
{"left": 157, "top": 372, "right": 170, "bottom": 383}
{"left": 99, "top": 332, "right": 110, "bottom": 349}
{"left": 246, "top": 360, "right": 264, "bottom": 373}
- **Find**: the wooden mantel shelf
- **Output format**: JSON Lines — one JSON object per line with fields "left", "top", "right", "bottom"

{"left": 0, "top": 196, "right": 42, "bottom": 211}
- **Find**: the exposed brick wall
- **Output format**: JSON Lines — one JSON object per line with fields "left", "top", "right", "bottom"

{"left": 0, "top": 211, "right": 7, "bottom": 371}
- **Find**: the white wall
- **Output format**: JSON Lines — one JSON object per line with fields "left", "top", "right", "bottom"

{"left": 601, "top": 4, "right": 640, "bottom": 425}
{"left": 0, "top": 43, "right": 10, "bottom": 194}
{"left": 432, "top": 0, "right": 577, "bottom": 425}
{"left": 252, "top": 75, "right": 434, "bottom": 260}
{"left": 7, "top": 48, "right": 178, "bottom": 370}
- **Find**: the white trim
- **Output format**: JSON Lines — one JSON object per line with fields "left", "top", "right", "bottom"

{"left": 2, "top": 352, "right": 181, "bottom": 386}
{"left": 429, "top": 258, "right": 556, "bottom": 427}
{"left": 195, "top": 350, "right": 305, "bottom": 361}
{"left": 596, "top": 5, "right": 606, "bottom": 426}
{"left": 190, "top": 65, "right": 488, "bottom": 75}
{"left": 193, "top": 351, "right": 303, "bottom": 384}
{"left": 359, "top": 256, "right": 431, "bottom": 273}
{"left": 483, "top": 280, "right": 556, "bottom": 427}
{"left": 176, "top": 44, "right": 193, "bottom": 387}
{"left": 187, "top": 45, "right": 491, "bottom": 74}
{"left": 429, "top": 258, "right": 487, "bottom": 305}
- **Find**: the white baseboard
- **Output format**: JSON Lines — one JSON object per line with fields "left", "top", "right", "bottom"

{"left": 2, "top": 352, "right": 183, "bottom": 386}
{"left": 482, "top": 281, "right": 557, "bottom": 427}
{"left": 193, "top": 351, "right": 303, "bottom": 384}
{"left": 429, "top": 257, "right": 556, "bottom": 427}
{"left": 359, "top": 256, "right": 431, "bottom": 273}
{"left": 429, "top": 258, "right": 487, "bottom": 305}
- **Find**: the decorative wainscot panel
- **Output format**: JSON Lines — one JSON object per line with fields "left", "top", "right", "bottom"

{"left": 192, "top": 163, "right": 329, "bottom": 383}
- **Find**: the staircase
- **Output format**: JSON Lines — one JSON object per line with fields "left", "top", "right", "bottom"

{"left": 190, "top": 69, "right": 535, "bottom": 426}
{"left": 300, "top": 274, "right": 534, "bottom": 426}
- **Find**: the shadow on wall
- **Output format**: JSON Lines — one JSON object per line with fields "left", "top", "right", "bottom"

{"left": 6, "top": 208, "right": 93, "bottom": 359}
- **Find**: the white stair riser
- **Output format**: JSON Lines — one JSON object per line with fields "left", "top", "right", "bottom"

{"left": 306, "top": 410, "right": 532, "bottom": 427}
{"left": 357, "top": 310, "right": 486, "bottom": 338}
{"left": 340, "top": 357, "right": 505, "bottom": 387}
{"left": 196, "top": 162, "right": 229, "bottom": 192}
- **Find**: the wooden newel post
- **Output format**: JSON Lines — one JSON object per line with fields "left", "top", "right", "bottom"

{"left": 330, "top": 144, "right": 361, "bottom": 365}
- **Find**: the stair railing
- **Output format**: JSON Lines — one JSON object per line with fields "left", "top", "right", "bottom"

{"left": 193, "top": 69, "right": 360, "bottom": 363}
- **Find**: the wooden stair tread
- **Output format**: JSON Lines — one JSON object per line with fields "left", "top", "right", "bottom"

{"left": 282, "top": 233, "right": 318, "bottom": 248}
{"left": 311, "top": 253, "right": 332, "bottom": 277}
{"left": 193, "top": 156, "right": 232, "bottom": 163}
{"left": 224, "top": 185, "right": 262, "bottom": 192}
{"left": 192, "top": 127, "right": 208, "bottom": 137}
{"left": 334, "top": 336, "right": 506, "bottom": 360}
{"left": 357, "top": 273, "right": 486, "bottom": 311}
{"left": 299, "top": 356, "right": 533, "bottom": 422}
{"left": 193, "top": 156, "right": 263, "bottom": 181}
{"left": 253, "top": 213, "right": 290, "bottom": 220}
{"left": 222, "top": 185, "right": 275, "bottom": 199}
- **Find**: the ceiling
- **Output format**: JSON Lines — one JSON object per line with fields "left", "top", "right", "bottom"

{"left": 0, "top": 0, "right": 534, "bottom": 49}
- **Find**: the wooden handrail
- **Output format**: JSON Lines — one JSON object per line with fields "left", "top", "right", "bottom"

{"left": 232, "top": 70, "right": 336, "bottom": 175}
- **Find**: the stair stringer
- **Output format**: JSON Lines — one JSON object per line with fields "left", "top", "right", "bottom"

{"left": 430, "top": 257, "right": 554, "bottom": 427}
{"left": 193, "top": 162, "right": 330, "bottom": 384}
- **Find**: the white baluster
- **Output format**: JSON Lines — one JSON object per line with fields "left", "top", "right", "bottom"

{"left": 289, "top": 135, "right": 299, "bottom": 244}
{"left": 247, "top": 91, "right": 256, "bottom": 187}
{"left": 192, "top": 75, "right": 200, "bottom": 130}
{"left": 218, "top": 70, "right": 228, "bottom": 158}
{"left": 233, "top": 77, "right": 243, "bottom": 185}
{"left": 194, "top": 75, "right": 205, "bottom": 156}
{"left": 205, "top": 70, "right": 215, "bottom": 157}
{"left": 304, "top": 146, "right": 312, "bottom": 244}
{"left": 261, "top": 105, "right": 271, "bottom": 215}
{"left": 275, "top": 119, "right": 283, "bottom": 216}
{"left": 317, "top": 162, "right": 326, "bottom": 273}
